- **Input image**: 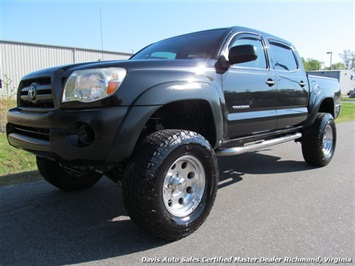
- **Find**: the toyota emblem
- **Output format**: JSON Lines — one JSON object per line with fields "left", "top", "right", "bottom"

{"left": 28, "top": 85, "right": 37, "bottom": 101}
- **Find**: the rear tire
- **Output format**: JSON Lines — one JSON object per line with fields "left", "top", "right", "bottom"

{"left": 36, "top": 157, "right": 102, "bottom": 191}
{"left": 301, "top": 113, "right": 336, "bottom": 167}
{"left": 122, "top": 130, "right": 218, "bottom": 241}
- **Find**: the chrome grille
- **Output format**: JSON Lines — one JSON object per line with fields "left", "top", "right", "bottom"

{"left": 19, "top": 77, "right": 54, "bottom": 109}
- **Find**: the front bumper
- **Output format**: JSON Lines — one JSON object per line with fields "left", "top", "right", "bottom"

{"left": 7, "top": 107, "right": 129, "bottom": 167}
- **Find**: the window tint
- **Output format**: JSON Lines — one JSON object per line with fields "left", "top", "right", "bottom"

{"left": 229, "top": 36, "right": 267, "bottom": 69}
{"left": 131, "top": 29, "right": 225, "bottom": 60}
{"left": 149, "top": 51, "right": 177, "bottom": 59}
{"left": 269, "top": 42, "right": 298, "bottom": 71}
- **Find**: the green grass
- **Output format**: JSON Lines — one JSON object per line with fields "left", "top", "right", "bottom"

{"left": 0, "top": 98, "right": 16, "bottom": 132}
{"left": 337, "top": 102, "right": 355, "bottom": 123}
{"left": 341, "top": 96, "right": 355, "bottom": 101}
{"left": 0, "top": 133, "right": 37, "bottom": 176}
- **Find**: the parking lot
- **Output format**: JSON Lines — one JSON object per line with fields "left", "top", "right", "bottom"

{"left": 1, "top": 121, "right": 353, "bottom": 265}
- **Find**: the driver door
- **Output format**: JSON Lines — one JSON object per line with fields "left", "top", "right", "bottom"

{"left": 222, "top": 33, "right": 277, "bottom": 139}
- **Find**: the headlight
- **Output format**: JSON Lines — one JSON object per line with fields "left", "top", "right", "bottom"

{"left": 62, "top": 68, "right": 126, "bottom": 103}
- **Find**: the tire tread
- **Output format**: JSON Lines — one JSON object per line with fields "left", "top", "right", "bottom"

{"left": 122, "top": 129, "right": 218, "bottom": 241}
{"left": 301, "top": 113, "right": 336, "bottom": 167}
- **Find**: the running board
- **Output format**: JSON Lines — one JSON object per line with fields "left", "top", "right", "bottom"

{"left": 215, "top": 132, "right": 302, "bottom": 156}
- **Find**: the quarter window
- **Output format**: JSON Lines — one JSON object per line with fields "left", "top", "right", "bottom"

{"left": 269, "top": 42, "right": 298, "bottom": 71}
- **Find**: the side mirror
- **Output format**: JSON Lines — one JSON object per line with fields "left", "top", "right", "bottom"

{"left": 228, "top": 45, "right": 258, "bottom": 65}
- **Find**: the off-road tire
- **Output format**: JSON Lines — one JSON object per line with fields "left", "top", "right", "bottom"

{"left": 36, "top": 157, "right": 102, "bottom": 191}
{"left": 301, "top": 113, "right": 336, "bottom": 167}
{"left": 122, "top": 130, "right": 218, "bottom": 241}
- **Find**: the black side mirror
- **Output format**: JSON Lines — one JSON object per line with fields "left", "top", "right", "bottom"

{"left": 228, "top": 45, "right": 258, "bottom": 65}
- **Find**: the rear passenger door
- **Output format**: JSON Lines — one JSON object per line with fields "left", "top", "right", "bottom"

{"left": 222, "top": 33, "right": 277, "bottom": 139}
{"left": 268, "top": 39, "right": 309, "bottom": 129}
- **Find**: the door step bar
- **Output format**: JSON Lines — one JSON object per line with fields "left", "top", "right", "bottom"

{"left": 215, "top": 132, "right": 302, "bottom": 156}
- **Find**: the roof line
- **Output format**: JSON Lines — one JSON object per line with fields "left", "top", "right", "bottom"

{"left": 0, "top": 39, "right": 132, "bottom": 56}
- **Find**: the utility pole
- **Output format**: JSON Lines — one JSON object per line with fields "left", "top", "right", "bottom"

{"left": 326, "top": 51, "right": 333, "bottom": 77}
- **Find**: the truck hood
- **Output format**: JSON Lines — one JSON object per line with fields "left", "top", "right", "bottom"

{"left": 22, "top": 58, "right": 218, "bottom": 86}
{"left": 24, "top": 59, "right": 215, "bottom": 76}
{"left": 70, "top": 58, "right": 218, "bottom": 72}
{"left": 21, "top": 59, "right": 219, "bottom": 108}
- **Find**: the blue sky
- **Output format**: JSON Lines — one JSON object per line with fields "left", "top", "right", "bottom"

{"left": 1, "top": 0, "right": 354, "bottom": 66}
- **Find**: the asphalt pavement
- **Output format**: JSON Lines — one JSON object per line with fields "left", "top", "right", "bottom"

{"left": 1, "top": 121, "right": 354, "bottom": 266}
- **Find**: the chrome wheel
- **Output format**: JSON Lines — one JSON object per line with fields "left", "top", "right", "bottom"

{"left": 163, "top": 155, "right": 206, "bottom": 217}
{"left": 123, "top": 130, "right": 218, "bottom": 241}
{"left": 301, "top": 113, "right": 336, "bottom": 167}
{"left": 323, "top": 124, "right": 334, "bottom": 159}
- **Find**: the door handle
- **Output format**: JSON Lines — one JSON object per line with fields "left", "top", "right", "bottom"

{"left": 299, "top": 81, "right": 306, "bottom": 87}
{"left": 266, "top": 78, "right": 276, "bottom": 86}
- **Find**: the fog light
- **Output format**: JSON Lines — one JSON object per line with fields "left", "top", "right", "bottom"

{"left": 66, "top": 122, "right": 95, "bottom": 147}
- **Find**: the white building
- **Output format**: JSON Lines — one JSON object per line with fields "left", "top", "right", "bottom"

{"left": 308, "top": 70, "right": 355, "bottom": 95}
{"left": 0, "top": 40, "right": 132, "bottom": 96}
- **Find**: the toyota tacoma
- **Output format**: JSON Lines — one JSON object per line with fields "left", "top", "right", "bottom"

{"left": 7, "top": 26, "right": 341, "bottom": 241}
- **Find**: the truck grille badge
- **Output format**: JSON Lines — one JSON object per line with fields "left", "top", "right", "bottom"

{"left": 28, "top": 85, "right": 37, "bottom": 101}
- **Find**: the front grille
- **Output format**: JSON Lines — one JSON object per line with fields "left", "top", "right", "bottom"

{"left": 19, "top": 77, "right": 54, "bottom": 109}
{"left": 12, "top": 125, "right": 50, "bottom": 141}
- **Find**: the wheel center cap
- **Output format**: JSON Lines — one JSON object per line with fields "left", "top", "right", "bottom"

{"left": 168, "top": 173, "right": 186, "bottom": 192}
{"left": 176, "top": 176, "right": 187, "bottom": 191}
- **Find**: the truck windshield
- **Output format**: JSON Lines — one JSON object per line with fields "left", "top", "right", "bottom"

{"left": 130, "top": 29, "right": 226, "bottom": 60}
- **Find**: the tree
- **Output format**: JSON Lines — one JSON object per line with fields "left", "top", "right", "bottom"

{"left": 324, "top": 62, "right": 346, "bottom": 70}
{"left": 302, "top": 58, "right": 322, "bottom": 71}
{"left": 339, "top": 50, "right": 355, "bottom": 69}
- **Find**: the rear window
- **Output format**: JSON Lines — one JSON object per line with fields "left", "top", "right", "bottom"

{"left": 269, "top": 42, "right": 298, "bottom": 71}
{"left": 131, "top": 30, "right": 226, "bottom": 60}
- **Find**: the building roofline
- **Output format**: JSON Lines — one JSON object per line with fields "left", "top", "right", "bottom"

{"left": 0, "top": 39, "right": 132, "bottom": 56}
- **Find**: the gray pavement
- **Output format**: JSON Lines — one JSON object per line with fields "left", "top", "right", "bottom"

{"left": 1, "top": 121, "right": 354, "bottom": 265}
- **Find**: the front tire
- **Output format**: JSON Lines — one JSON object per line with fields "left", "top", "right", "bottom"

{"left": 301, "top": 113, "right": 336, "bottom": 167}
{"left": 122, "top": 130, "right": 218, "bottom": 241}
{"left": 36, "top": 157, "right": 102, "bottom": 191}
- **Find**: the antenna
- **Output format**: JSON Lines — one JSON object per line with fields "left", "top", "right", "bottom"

{"left": 99, "top": 7, "right": 104, "bottom": 60}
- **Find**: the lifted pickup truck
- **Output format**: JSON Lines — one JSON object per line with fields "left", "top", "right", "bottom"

{"left": 7, "top": 26, "right": 341, "bottom": 241}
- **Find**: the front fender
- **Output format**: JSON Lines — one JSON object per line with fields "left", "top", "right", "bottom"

{"left": 106, "top": 81, "right": 224, "bottom": 166}
{"left": 133, "top": 80, "right": 224, "bottom": 148}
{"left": 107, "top": 82, "right": 223, "bottom": 165}
{"left": 106, "top": 105, "right": 162, "bottom": 165}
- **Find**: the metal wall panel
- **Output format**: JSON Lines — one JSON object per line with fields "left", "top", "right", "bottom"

{"left": 74, "top": 49, "right": 130, "bottom": 63}
{"left": 0, "top": 41, "right": 131, "bottom": 96}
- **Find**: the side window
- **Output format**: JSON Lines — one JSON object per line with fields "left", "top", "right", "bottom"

{"left": 229, "top": 35, "right": 267, "bottom": 69}
{"left": 269, "top": 42, "right": 298, "bottom": 71}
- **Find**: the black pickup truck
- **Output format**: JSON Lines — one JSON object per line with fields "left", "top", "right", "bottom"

{"left": 7, "top": 26, "right": 341, "bottom": 241}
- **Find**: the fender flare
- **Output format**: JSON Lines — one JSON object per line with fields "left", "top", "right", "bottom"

{"left": 304, "top": 81, "right": 341, "bottom": 128}
{"left": 133, "top": 80, "right": 225, "bottom": 146}
{"left": 107, "top": 80, "right": 225, "bottom": 165}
